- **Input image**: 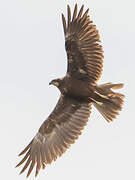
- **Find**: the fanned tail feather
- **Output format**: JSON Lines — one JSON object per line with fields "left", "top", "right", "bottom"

{"left": 92, "top": 83, "right": 124, "bottom": 122}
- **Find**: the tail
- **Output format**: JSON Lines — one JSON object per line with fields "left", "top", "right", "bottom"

{"left": 91, "top": 83, "right": 124, "bottom": 122}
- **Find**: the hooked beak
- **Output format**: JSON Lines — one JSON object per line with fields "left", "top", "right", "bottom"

{"left": 49, "top": 81, "right": 52, "bottom": 85}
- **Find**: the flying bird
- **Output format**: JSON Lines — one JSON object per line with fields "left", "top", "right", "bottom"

{"left": 16, "top": 4, "right": 124, "bottom": 177}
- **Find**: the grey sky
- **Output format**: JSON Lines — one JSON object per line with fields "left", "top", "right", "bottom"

{"left": 0, "top": 0, "right": 134, "bottom": 179}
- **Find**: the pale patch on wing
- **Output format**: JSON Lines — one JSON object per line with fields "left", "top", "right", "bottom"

{"left": 16, "top": 95, "right": 91, "bottom": 177}
{"left": 79, "top": 68, "right": 87, "bottom": 74}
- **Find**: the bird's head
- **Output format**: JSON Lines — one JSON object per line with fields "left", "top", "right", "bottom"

{"left": 49, "top": 78, "right": 62, "bottom": 88}
{"left": 49, "top": 78, "right": 66, "bottom": 94}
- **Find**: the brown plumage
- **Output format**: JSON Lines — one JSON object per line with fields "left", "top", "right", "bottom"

{"left": 16, "top": 4, "right": 124, "bottom": 177}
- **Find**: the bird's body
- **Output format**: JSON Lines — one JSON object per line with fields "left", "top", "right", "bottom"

{"left": 16, "top": 4, "right": 124, "bottom": 177}
{"left": 54, "top": 75, "right": 95, "bottom": 98}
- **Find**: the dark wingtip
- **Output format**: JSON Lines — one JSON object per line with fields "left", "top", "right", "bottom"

{"left": 15, "top": 164, "right": 19, "bottom": 168}
{"left": 18, "top": 152, "right": 23, "bottom": 156}
{"left": 35, "top": 170, "right": 39, "bottom": 177}
{"left": 74, "top": 3, "right": 77, "bottom": 10}
{"left": 77, "top": 5, "right": 84, "bottom": 19}
{"left": 81, "top": 4, "right": 84, "bottom": 9}
{"left": 19, "top": 169, "right": 24, "bottom": 175}
{"left": 16, "top": 160, "right": 23, "bottom": 168}
{"left": 19, "top": 166, "right": 27, "bottom": 176}
{"left": 26, "top": 173, "right": 30, "bottom": 178}
{"left": 61, "top": 13, "right": 66, "bottom": 35}
{"left": 67, "top": 4, "right": 70, "bottom": 8}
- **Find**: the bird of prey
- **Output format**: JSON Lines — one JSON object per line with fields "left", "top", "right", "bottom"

{"left": 16, "top": 4, "right": 124, "bottom": 177}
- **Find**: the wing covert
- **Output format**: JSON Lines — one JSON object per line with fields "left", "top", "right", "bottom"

{"left": 62, "top": 4, "right": 103, "bottom": 83}
{"left": 16, "top": 95, "right": 91, "bottom": 177}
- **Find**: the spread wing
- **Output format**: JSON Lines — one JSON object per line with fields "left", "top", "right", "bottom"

{"left": 16, "top": 95, "right": 91, "bottom": 177}
{"left": 62, "top": 4, "right": 103, "bottom": 83}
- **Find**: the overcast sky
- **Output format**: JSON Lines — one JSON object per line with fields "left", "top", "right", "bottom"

{"left": 0, "top": 0, "right": 134, "bottom": 179}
